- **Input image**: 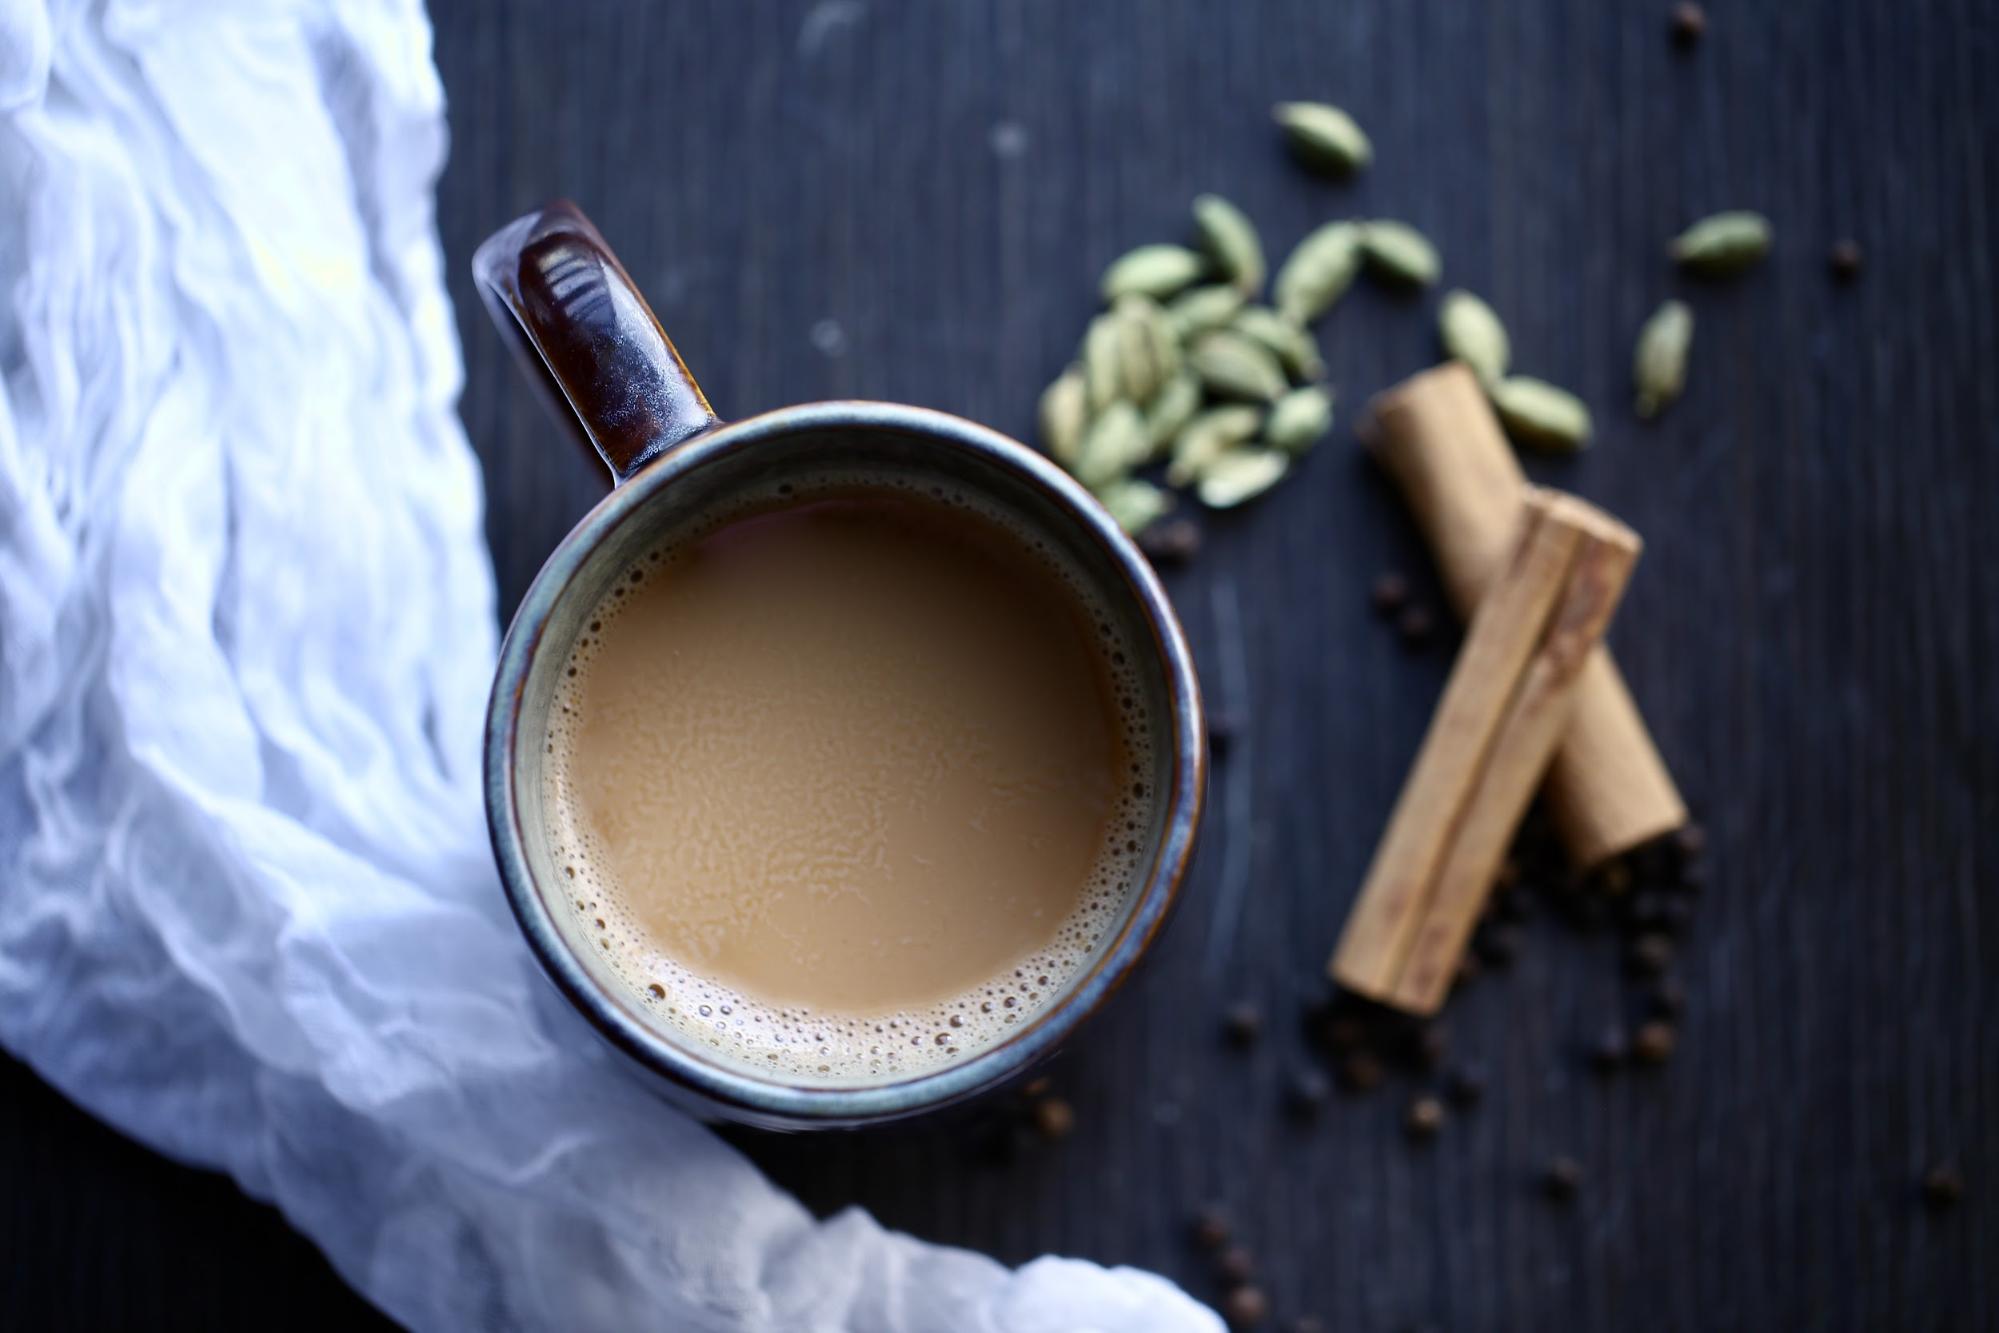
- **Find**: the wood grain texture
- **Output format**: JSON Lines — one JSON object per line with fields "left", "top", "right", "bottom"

{"left": 5, "top": 1, "right": 1995, "bottom": 1329}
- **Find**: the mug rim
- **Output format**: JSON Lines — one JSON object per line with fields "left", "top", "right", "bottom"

{"left": 486, "top": 400, "right": 1206, "bottom": 1127}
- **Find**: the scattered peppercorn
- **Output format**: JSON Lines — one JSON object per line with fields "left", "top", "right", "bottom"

{"left": 1190, "top": 1205, "right": 1231, "bottom": 1250}
{"left": 1589, "top": 1028, "right": 1627, "bottom": 1073}
{"left": 1339, "top": 1050, "right": 1385, "bottom": 1093}
{"left": 1405, "top": 1095, "right": 1446, "bottom": 1139}
{"left": 1594, "top": 859, "right": 1633, "bottom": 896}
{"left": 1544, "top": 1156, "right": 1584, "bottom": 1202}
{"left": 1285, "top": 1067, "right": 1331, "bottom": 1118}
{"left": 1633, "top": 1021, "right": 1677, "bottom": 1065}
{"left": 1412, "top": 1023, "right": 1448, "bottom": 1071}
{"left": 1223, "top": 1000, "right": 1264, "bottom": 1048}
{"left": 1224, "top": 1285, "right": 1271, "bottom": 1329}
{"left": 1137, "top": 515, "right": 1203, "bottom": 565}
{"left": 1628, "top": 931, "right": 1675, "bottom": 976}
{"left": 1031, "top": 1096, "right": 1075, "bottom": 1141}
{"left": 1669, "top": 2, "right": 1706, "bottom": 45}
{"left": 1218, "top": 1243, "right": 1257, "bottom": 1285}
{"left": 1475, "top": 923, "right": 1520, "bottom": 968}
{"left": 1923, "top": 1165, "right": 1965, "bottom": 1211}
{"left": 1371, "top": 571, "right": 1410, "bottom": 615}
{"left": 1828, "top": 239, "right": 1863, "bottom": 281}
{"left": 1021, "top": 1076, "right": 1053, "bottom": 1098}
{"left": 1396, "top": 604, "right": 1435, "bottom": 648}
{"left": 1445, "top": 1063, "right": 1487, "bottom": 1107}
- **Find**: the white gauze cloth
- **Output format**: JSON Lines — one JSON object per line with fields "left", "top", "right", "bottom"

{"left": 0, "top": 1, "right": 1220, "bottom": 1329}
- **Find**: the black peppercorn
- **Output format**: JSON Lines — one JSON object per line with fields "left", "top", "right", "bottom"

{"left": 1224, "top": 1285, "right": 1270, "bottom": 1329}
{"left": 1405, "top": 1095, "right": 1446, "bottom": 1139}
{"left": 1138, "top": 516, "right": 1203, "bottom": 565}
{"left": 1217, "top": 1243, "right": 1256, "bottom": 1285}
{"left": 1371, "top": 571, "right": 1410, "bottom": 615}
{"left": 1396, "top": 604, "right": 1435, "bottom": 648}
{"left": 1190, "top": 1204, "right": 1231, "bottom": 1250}
{"left": 1923, "top": 1165, "right": 1965, "bottom": 1211}
{"left": 1628, "top": 931, "right": 1674, "bottom": 976}
{"left": 1339, "top": 1050, "right": 1384, "bottom": 1093}
{"left": 1445, "top": 1064, "right": 1486, "bottom": 1107}
{"left": 1669, "top": 2, "right": 1707, "bottom": 45}
{"left": 1829, "top": 239, "right": 1863, "bottom": 281}
{"left": 1285, "top": 1067, "right": 1331, "bottom": 1118}
{"left": 1223, "top": 1000, "right": 1264, "bottom": 1049}
{"left": 1031, "top": 1096, "right": 1075, "bottom": 1141}
{"left": 1633, "top": 1021, "right": 1677, "bottom": 1065}
{"left": 1544, "top": 1156, "right": 1584, "bottom": 1202}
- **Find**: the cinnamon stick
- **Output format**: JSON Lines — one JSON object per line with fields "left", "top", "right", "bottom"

{"left": 1360, "top": 363, "right": 1686, "bottom": 867}
{"left": 1331, "top": 491, "right": 1641, "bottom": 1014}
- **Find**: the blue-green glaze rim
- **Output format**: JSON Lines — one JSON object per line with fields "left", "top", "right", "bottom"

{"left": 485, "top": 401, "right": 1206, "bottom": 1129}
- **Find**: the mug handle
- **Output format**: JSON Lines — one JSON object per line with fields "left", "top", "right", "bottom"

{"left": 473, "top": 200, "right": 720, "bottom": 483}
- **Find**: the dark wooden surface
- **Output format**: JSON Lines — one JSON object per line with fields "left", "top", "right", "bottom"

{"left": 6, "top": 2, "right": 1996, "bottom": 1329}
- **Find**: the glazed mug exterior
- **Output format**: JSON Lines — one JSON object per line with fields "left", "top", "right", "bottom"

{"left": 474, "top": 201, "right": 1205, "bottom": 1129}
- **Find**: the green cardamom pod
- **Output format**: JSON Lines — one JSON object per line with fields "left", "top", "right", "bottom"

{"left": 1144, "top": 371, "right": 1203, "bottom": 453}
{"left": 1266, "top": 385, "right": 1335, "bottom": 454}
{"left": 1130, "top": 293, "right": 1182, "bottom": 384}
{"left": 1166, "top": 404, "right": 1262, "bottom": 487}
{"left": 1189, "top": 329, "right": 1288, "bottom": 402}
{"left": 1669, "top": 211, "right": 1772, "bottom": 276}
{"left": 1196, "top": 448, "right": 1290, "bottom": 509}
{"left": 1438, "top": 289, "right": 1510, "bottom": 383}
{"left": 1075, "top": 401, "right": 1151, "bottom": 488}
{"left": 1096, "top": 478, "right": 1175, "bottom": 536}
{"left": 1360, "top": 220, "right": 1440, "bottom": 287}
{"left": 1633, "top": 299, "right": 1694, "bottom": 419}
{"left": 1038, "top": 365, "right": 1088, "bottom": 466}
{"left": 1167, "top": 284, "right": 1248, "bottom": 339}
{"left": 1490, "top": 376, "right": 1594, "bottom": 452}
{"left": 1232, "top": 306, "right": 1324, "bottom": 382}
{"left": 1082, "top": 313, "right": 1123, "bottom": 413}
{"left": 1273, "top": 102, "right": 1372, "bottom": 176}
{"left": 1100, "top": 243, "right": 1208, "bottom": 302}
{"left": 1274, "top": 221, "right": 1362, "bottom": 324}
{"left": 1192, "top": 194, "right": 1266, "bottom": 297}
{"left": 1112, "top": 296, "right": 1164, "bottom": 403}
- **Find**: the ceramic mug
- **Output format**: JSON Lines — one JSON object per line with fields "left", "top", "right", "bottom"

{"left": 474, "top": 200, "right": 1205, "bottom": 1128}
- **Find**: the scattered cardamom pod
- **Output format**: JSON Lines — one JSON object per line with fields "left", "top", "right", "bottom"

{"left": 1266, "top": 385, "right": 1335, "bottom": 454}
{"left": 1037, "top": 365, "right": 1088, "bottom": 466}
{"left": 1082, "top": 313, "right": 1123, "bottom": 413}
{"left": 1274, "top": 221, "right": 1363, "bottom": 324}
{"left": 1360, "top": 220, "right": 1440, "bottom": 287}
{"left": 1100, "top": 243, "right": 1207, "bottom": 302}
{"left": 1138, "top": 295, "right": 1182, "bottom": 384}
{"left": 1075, "top": 401, "right": 1152, "bottom": 488}
{"left": 1192, "top": 194, "right": 1266, "bottom": 297}
{"left": 1669, "top": 211, "right": 1772, "bottom": 275}
{"left": 1112, "top": 296, "right": 1164, "bottom": 403}
{"left": 1096, "top": 478, "right": 1175, "bottom": 536}
{"left": 1167, "top": 283, "right": 1248, "bottom": 339}
{"left": 1632, "top": 299, "right": 1694, "bottom": 419}
{"left": 1437, "top": 289, "right": 1510, "bottom": 383}
{"left": 1189, "top": 329, "right": 1288, "bottom": 402}
{"left": 1490, "top": 376, "right": 1594, "bottom": 452}
{"left": 1144, "top": 371, "right": 1203, "bottom": 452}
{"left": 1273, "top": 101, "right": 1372, "bottom": 176}
{"left": 1196, "top": 448, "right": 1290, "bottom": 509}
{"left": 1167, "top": 404, "right": 1262, "bottom": 487}
{"left": 1232, "top": 306, "right": 1324, "bottom": 382}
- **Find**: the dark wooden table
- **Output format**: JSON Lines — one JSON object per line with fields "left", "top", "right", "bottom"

{"left": 6, "top": 2, "right": 1995, "bottom": 1329}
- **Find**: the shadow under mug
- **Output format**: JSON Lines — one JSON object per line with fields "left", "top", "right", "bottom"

{"left": 474, "top": 200, "right": 1206, "bottom": 1129}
